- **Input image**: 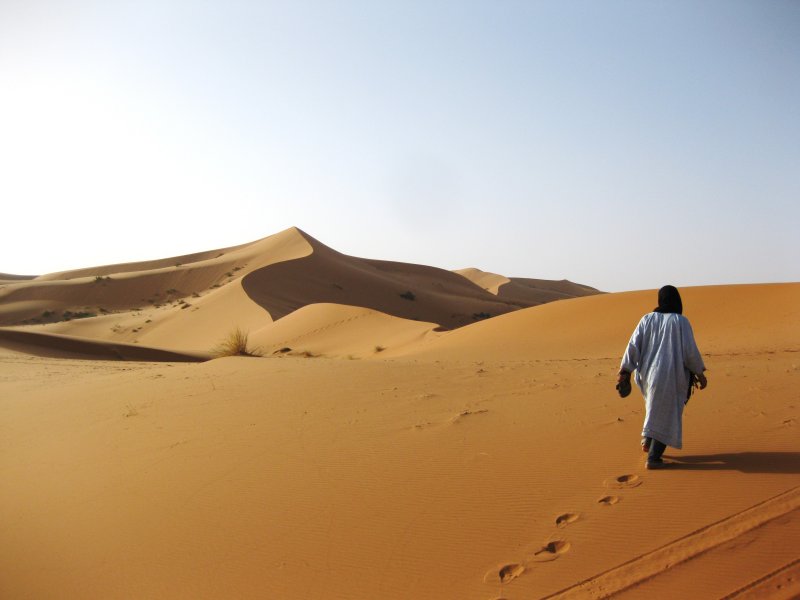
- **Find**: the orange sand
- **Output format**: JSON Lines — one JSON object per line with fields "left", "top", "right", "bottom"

{"left": 1, "top": 229, "right": 797, "bottom": 599}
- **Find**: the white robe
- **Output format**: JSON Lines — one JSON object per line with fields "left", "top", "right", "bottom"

{"left": 620, "top": 312, "right": 705, "bottom": 449}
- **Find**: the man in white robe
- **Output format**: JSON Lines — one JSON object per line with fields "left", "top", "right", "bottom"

{"left": 618, "top": 285, "right": 707, "bottom": 469}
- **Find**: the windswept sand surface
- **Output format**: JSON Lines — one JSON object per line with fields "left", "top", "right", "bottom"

{"left": 1, "top": 232, "right": 798, "bottom": 599}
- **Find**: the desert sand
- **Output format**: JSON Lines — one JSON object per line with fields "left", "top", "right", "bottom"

{"left": 1, "top": 228, "right": 798, "bottom": 599}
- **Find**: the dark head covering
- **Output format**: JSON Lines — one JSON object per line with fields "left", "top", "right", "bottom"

{"left": 654, "top": 285, "right": 683, "bottom": 314}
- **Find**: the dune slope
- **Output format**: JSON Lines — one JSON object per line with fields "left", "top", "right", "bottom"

{"left": 401, "top": 282, "right": 800, "bottom": 360}
{"left": 241, "top": 233, "right": 550, "bottom": 331}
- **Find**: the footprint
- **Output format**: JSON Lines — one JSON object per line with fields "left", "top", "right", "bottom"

{"left": 598, "top": 495, "right": 621, "bottom": 505}
{"left": 555, "top": 512, "right": 580, "bottom": 528}
{"left": 451, "top": 409, "right": 488, "bottom": 423}
{"left": 530, "top": 540, "right": 571, "bottom": 562}
{"left": 484, "top": 563, "right": 525, "bottom": 584}
{"left": 605, "top": 474, "right": 642, "bottom": 489}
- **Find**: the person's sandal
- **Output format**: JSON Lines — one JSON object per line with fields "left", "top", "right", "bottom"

{"left": 646, "top": 458, "right": 667, "bottom": 470}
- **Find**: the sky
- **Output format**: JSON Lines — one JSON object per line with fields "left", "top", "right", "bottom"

{"left": 1, "top": 0, "right": 798, "bottom": 292}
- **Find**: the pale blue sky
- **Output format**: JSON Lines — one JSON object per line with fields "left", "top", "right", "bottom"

{"left": 1, "top": 1, "right": 798, "bottom": 291}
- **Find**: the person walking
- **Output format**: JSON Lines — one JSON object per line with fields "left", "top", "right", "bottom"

{"left": 617, "top": 285, "right": 707, "bottom": 469}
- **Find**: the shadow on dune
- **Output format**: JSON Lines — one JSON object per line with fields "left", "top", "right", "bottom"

{"left": 241, "top": 237, "right": 534, "bottom": 330}
{"left": 664, "top": 452, "right": 800, "bottom": 474}
{"left": 0, "top": 328, "right": 208, "bottom": 362}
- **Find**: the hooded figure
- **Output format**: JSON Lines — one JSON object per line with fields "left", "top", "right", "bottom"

{"left": 618, "top": 286, "right": 707, "bottom": 468}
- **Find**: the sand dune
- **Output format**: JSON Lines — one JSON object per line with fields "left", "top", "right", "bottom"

{"left": 0, "top": 227, "right": 312, "bottom": 328}
{"left": 0, "top": 228, "right": 599, "bottom": 356}
{"left": 1, "top": 232, "right": 797, "bottom": 599}
{"left": 239, "top": 232, "right": 588, "bottom": 331}
{"left": 456, "top": 266, "right": 600, "bottom": 305}
{"left": 0, "top": 273, "right": 36, "bottom": 284}
{"left": 248, "top": 302, "right": 438, "bottom": 358}
{"left": 401, "top": 282, "right": 800, "bottom": 360}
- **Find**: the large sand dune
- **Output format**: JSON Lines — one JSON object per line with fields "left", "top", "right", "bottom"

{"left": 1, "top": 232, "right": 797, "bottom": 599}
{"left": 0, "top": 227, "right": 598, "bottom": 356}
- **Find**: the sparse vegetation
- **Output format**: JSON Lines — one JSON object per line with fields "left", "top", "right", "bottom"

{"left": 62, "top": 310, "right": 96, "bottom": 321}
{"left": 374, "top": 345, "right": 386, "bottom": 353}
{"left": 94, "top": 275, "right": 112, "bottom": 282}
{"left": 472, "top": 312, "right": 491, "bottom": 321}
{"left": 399, "top": 291, "right": 416, "bottom": 301}
{"left": 275, "top": 347, "right": 292, "bottom": 354}
{"left": 212, "top": 327, "right": 262, "bottom": 357}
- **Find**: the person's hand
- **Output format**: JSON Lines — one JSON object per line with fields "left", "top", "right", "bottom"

{"left": 696, "top": 372, "right": 707, "bottom": 389}
{"left": 617, "top": 370, "right": 631, "bottom": 384}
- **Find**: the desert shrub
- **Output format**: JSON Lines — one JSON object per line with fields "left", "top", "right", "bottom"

{"left": 472, "top": 312, "right": 491, "bottom": 321}
{"left": 374, "top": 345, "right": 386, "bottom": 353}
{"left": 399, "top": 291, "right": 416, "bottom": 301}
{"left": 212, "top": 327, "right": 262, "bottom": 358}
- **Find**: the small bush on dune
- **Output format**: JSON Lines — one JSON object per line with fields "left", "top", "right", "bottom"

{"left": 212, "top": 327, "right": 262, "bottom": 357}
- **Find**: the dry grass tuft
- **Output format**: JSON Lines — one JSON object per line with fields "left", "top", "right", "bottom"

{"left": 212, "top": 327, "right": 262, "bottom": 357}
